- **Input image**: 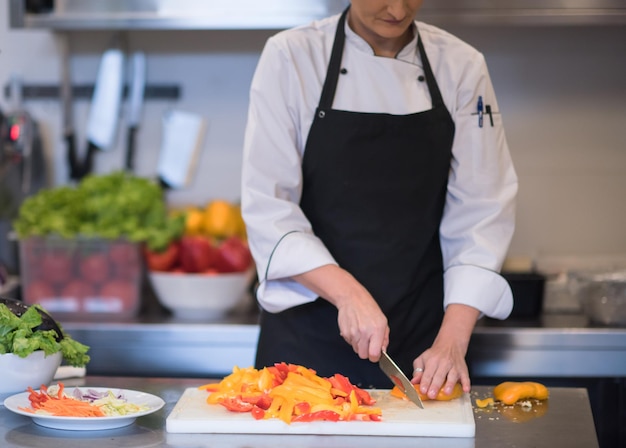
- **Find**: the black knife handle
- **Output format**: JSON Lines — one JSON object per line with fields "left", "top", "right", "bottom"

{"left": 77, "top": 141, "right": 98, "bottom": 180}
{"left": 66, "top": 132, "right": 80, "bottom": 181}
{"left": 125, "top": 126, "right": 137, "bottom": 172}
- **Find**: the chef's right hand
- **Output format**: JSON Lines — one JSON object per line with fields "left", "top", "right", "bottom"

{"left": 293, "top": 264, "right": 389, "bottom": 362}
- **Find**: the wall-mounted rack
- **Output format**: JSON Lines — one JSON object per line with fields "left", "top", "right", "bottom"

{"left": 3, "top": 84, "right": 180, "bottom": 101}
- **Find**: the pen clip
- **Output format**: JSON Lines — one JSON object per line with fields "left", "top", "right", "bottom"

{"left": 477, "top": 96, "right": 484, "bottom": 128}
{"left": 485, "top": 104, "right": 494, "bottom": 127}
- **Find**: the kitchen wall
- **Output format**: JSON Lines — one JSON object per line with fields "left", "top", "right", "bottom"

{"left": 1, "top": 6, "right": 625, "bottom": 271}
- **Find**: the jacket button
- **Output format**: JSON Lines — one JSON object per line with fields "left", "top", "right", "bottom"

{"left": 418, "top": 75, "right": 425, "bottom": 82}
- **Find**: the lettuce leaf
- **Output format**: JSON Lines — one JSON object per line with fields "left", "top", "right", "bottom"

{"left": 0, "top": 304, "right": 90, "bottom": 367}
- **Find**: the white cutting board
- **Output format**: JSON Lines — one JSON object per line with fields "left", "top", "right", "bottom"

{"left": 166, "top": 388, "right": 475, "bottom": 438}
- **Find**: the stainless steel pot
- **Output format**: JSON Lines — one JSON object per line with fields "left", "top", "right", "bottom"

{"left": 570, "top": 270, "right": 626, "bottom": 327}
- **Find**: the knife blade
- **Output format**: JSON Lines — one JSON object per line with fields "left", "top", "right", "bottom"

{"left": 379, "top": 350, "right": 424, "bottom": 409}
{"left": 86, "top": 47, "right": 125, "bottom": 153}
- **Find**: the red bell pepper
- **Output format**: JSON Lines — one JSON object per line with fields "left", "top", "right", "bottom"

{"left": 219, "top": 396, "right": 254, "bottom": 412}
{"left": 292, "top": 410, "right": 341, "bottom": 422}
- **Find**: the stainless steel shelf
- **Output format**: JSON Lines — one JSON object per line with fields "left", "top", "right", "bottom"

{"left": 9, "top": 0, "right": 626, "bottom": 30}
{"left": 60, "top": 313, "right": 626, "bottom": 379}
{"left": 9, "top": 0, "right": 350, "bottom": 31}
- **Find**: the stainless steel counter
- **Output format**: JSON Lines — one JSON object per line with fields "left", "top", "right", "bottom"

{"left": 59, "top": 312, "right": 626, "bottom": 379}
{"left": 0, "top": 377, "right": 599, "bottom": 448}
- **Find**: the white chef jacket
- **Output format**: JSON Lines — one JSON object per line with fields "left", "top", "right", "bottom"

{"left": 241, "top": 13, "right": 518, "bottom": 319}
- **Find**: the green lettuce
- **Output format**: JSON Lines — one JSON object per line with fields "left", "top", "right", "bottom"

{"left": 13, "top": 171, "right": 184, "bottom": 251}
{"left": 0, "top": 304, "right": 90, "bottom": 367}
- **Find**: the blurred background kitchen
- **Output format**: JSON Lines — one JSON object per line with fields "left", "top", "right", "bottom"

{"left": 0, "top": 1, "right": 625, "bottom": 446}
{"left": 2, "top": 1, "right": 625, "bottom": 287}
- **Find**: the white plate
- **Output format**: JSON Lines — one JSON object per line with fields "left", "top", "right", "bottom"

{"left": 3, "top": 387, "right": 165, "bottom": 431}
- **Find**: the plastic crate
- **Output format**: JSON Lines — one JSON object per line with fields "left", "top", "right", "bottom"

{"left": 19, "top": 237, "right": 142, "bottom": 320}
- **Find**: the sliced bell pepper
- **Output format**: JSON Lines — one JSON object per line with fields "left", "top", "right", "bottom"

{"left": 391, "top": 382, "right": 464, "bottom": 401}
{"left": 220, "top": 396, "right": 254, "bottom": 412}
{"left": 292, "top": 410, "right": 341, "bottom": 422}
{"left": 200, "top": 363, "right": 382, "bottom": 424}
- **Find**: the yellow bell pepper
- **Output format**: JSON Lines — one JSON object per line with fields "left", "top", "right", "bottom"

{"left": 493, "top": 381, "right": 549, "bottom": 405}
{"left": 202, "top": 200, "right": 240, "bottom": 238}
{"left": 199, "top": 363, "right": 382, "bottom": 424}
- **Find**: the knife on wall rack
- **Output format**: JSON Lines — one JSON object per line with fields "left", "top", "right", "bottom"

{"left": 125, "top": 51, "right": 146, "bottom": 172}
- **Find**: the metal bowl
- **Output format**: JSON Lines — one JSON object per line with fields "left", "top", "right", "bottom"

{"left": 571, "top": 271, "right": 626, "bottom": 327}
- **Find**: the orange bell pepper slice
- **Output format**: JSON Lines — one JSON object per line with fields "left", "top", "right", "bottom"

{"left": 391, "top": 383, "right": 463, "bottom": 401}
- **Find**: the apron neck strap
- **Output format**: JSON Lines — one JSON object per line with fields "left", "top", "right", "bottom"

{"left": 318, "top": 7, "right": 349, "bottom": 110}
{"left": 319, "top": 6, "right": 445, "bottom": 110}
{"left": 417, "top": 36, "right": 445, "bottom": 108}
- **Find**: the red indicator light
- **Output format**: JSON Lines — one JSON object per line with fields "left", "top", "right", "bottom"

{"left": 9, "top": 124, "right": 20, "bottom": 141}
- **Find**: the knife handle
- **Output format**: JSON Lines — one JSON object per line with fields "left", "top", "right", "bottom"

{"left": 66, "top": 133, "right": 80, "bottom": 181}
{"left": 125, "top": 126, "right": 137, "bottom": 171}
{"left": 78, "top": 141, "right": 98, "bottom": 179}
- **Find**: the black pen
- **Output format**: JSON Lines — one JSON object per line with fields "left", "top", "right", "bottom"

{"left": 477, "top": 96, "right": 484, "bottom": 128}
{"left": 485, "top": 104, "right": 494, "bottom": 127}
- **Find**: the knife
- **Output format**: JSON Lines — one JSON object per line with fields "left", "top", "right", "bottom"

{"left": 59, "top": 33, "right": 80, "bottom": 181}
{"left": 125, "top": 51, "right": 146, "bottom": 172}
{"left": 77, "top": 45, "right": 125, "bottom": 179}
{"left": 379, "top": 350, "right": 424, "bottom": 409}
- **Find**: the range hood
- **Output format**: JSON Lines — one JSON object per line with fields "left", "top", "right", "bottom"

{"left": 9, "top": 0, "right": 626, "bottom": 30}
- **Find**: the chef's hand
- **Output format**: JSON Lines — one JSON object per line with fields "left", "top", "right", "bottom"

{"left": 411, "top": 304, "right": 480, "bottom": 399}
{"left": 293, "top": 264, "right": 389, "bottom": 362}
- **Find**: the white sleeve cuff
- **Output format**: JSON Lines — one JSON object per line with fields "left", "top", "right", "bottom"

{"left": 257, "top": 231, "right": 337, "bottom": 313}
{"left": 256, "top": 278, "right": 319, "bottom": 313}
{"left": 444, "top": 264, "right": 513, "bottom": 320}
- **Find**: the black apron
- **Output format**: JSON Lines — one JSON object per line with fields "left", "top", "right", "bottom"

{"left": 255, "top": 8, "right": 455, "bottom": 388}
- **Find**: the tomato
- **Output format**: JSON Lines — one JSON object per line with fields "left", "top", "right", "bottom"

{"left": 179, "top": 236, "right": 216, "bottom": 273}
{"left": 60, "top": 279, "right": 96, "bottom": 300}
{"left": 79, "top": 253, "right": 111, "bottom": 284}
{"left": 109, "top": 242, "right": 137, "bottom": 264}
{"left": 214, "top": 236, "right": 252, "bottom": 273}
{"left": 41, "top": 251, "right": 73, "bottom": 285}
{"left": 99, "top": 279, "right": 136, "bottom": 306}
{"left": 109, "top": 242, "right": 139, "bottom": 266}
{"left": 24, "top": 279, "right": 56, "bottom": 303}
{"left": 143, "top": 241, "right": 180, "bottom": 272}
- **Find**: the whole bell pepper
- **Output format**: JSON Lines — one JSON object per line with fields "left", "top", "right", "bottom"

{"left": 493, "top": 381, "right": 549, "bottom": 405}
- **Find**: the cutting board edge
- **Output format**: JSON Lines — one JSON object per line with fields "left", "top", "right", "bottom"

{"left": 165, "top": 387, "right": 475, "bottom": 438}
{"left": 166, "top": 418, "right": 475, "bottom": 437}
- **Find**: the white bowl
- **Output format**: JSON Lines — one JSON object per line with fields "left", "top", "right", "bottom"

{"left": 149, "top": 269, "right": 256, "bottom": 320}
{"left": 0, "top": 351, "right": 62, "bottom": 401}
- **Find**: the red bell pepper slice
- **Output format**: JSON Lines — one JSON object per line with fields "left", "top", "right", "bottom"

{"left": 251, "top": 406, "right": 265, "bottom": 420}
{"left": 220, "top": 397, "right": 254, "bottom": 412}
{"left": 292, "top": 410, "right": 341, "bottom": 423}
{"left": 241, "top": 393, "right": 273, "bottom": 410}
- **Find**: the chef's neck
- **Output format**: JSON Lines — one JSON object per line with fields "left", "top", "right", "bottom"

{"left": 347, "top": 10, "right": 414, "bottom": 58}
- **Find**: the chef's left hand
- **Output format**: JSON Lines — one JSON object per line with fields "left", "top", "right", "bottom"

{"left": 410, "top": 304, "right": 480, "bottom": 399}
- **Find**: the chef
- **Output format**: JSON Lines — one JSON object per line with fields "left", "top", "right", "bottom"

{"left": 241, "top": 0, "right": 518, "bottom": 399}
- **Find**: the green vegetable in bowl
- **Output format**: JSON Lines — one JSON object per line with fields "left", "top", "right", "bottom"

{"left": 0, "top": 303, "right": 90, "bottom": 367}
{"left": 13, "top": 171, "right": 184, "bottom": 251}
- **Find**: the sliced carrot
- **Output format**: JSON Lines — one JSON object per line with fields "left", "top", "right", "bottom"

{"left": 20, "top": 383, "right": 105, "bottom": 417}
